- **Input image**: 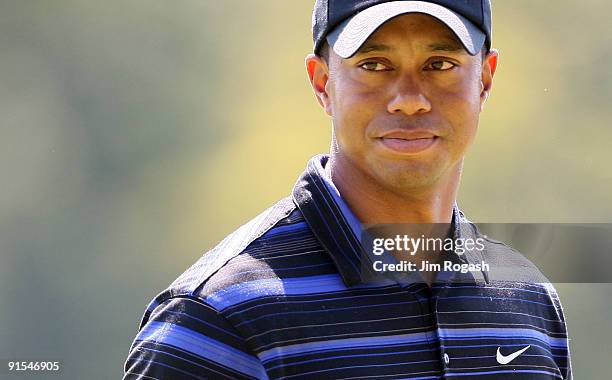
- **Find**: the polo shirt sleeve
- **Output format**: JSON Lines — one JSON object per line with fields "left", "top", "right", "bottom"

{"left": 123, "top": 296, "right": 269, "bottom": 380}
{"left": 546, "top": 284, "right": 573, "bottom": 380}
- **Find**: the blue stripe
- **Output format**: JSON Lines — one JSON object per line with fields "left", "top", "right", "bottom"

{"left": 439, "top": 328, "right": 568, "bottom": 347}
{"left": 258, "top": 331, "right": 436, "bottom": 362}
{"left": 136, "top": 321, "right": 268, "bottom": 379}
{"left": 446, "top": 369, "right": 562, "bottom": 378}
{"left": 262, "top": 338, "right": 442, "bottom": 364}
{"left": 207, "top": 274, "right": 387, "bottom": 310}
{"left": 226, "top": 285, "right": 401, "bottom": 316}
{"left": 266, "top": 348, "right": 440, "bottom": 371}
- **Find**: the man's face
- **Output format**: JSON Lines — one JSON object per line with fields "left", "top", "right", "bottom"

{"left": 310, "top": 13, "right": 497, "bottom": 193}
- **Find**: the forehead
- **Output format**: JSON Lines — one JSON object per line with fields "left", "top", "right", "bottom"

{"left": 354, "top": 13, "right": 465, "bottom": 55}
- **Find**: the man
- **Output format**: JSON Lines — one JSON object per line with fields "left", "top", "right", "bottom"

{"left": 124, "top": 1, "right": 572, "bottom": 379}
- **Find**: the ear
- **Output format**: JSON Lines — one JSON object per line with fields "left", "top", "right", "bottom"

{"left": 305, "top": 53, "right": 333, "bottom": 116}
{"left": 480, "top": 48, "right": 499, "bottom": 111}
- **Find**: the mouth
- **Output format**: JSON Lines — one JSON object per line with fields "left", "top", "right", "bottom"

{"left": 376, "top": 131, "right": 439, "bottom": 155}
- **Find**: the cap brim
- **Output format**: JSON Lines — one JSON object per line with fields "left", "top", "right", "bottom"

{"left": 326, "top": 1, "right": 486, "bottom": 58}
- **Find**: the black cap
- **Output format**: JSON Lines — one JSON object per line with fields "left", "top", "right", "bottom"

{"left": 312, "top": 0, "right": 492, "bottom": 58}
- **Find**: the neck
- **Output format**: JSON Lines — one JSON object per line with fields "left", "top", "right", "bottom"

{"left": 327, "top": 154, "right": 462, "bottom": 225}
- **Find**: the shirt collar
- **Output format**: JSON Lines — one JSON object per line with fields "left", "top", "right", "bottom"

{"left": 292, "top": 154, "right": 487, "bottom": 287}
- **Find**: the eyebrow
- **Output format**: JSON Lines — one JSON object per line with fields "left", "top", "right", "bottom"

{"left": 426, "top": 40, "right": 464, "bottom": 53}
{"left": 356, "top": 42, "right": 394, "bottom": 54}
{"left": 355, "top": 39, "right": 465, "bottom": 55}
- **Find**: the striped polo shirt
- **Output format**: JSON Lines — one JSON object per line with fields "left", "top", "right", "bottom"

{"left": 124, "top": 154, "right": 572, "bottom": 379}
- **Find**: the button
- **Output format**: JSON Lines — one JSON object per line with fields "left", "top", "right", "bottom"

{"left": 444, "top": 353, "right": 450, "bottom": 365}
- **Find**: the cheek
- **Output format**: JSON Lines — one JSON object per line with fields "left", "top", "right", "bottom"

{"left": 333, "top": 75, "right": 380, "bottom": 115}
{"left": 330, "top": 78, "right": 380, "bottom": 142}
{"left": 433, "top": 75, "right": 482, "bottom": 140}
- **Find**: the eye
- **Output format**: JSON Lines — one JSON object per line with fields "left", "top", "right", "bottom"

{"left": 426, "top": 60, "right": 456, "bottom": 71}
{"left": 359, "top": 61, "right": 391, "bottom": 71}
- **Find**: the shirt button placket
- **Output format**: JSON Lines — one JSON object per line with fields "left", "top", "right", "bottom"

{"left": 434, "top": 284, "right": 451, "bottom": 377}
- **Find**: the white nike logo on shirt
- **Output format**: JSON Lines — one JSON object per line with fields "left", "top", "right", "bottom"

{"left": 496, "top": 345, "right": 530, "bottom": 365}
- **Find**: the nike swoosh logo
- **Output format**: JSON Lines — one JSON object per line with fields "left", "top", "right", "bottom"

{"left": 496, "top": 345, "right": 530, "bottom": 365}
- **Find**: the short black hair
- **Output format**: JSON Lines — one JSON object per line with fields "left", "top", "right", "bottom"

{"left": 317, "top": 40, "right": 489, "bottom": 64}
{"left": 319, "top": 41, "right": 331, "bottom": 64}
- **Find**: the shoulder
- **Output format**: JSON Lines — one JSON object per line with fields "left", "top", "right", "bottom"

{"left": 458, "top": 220, "right": 569, "bottom": 319}
{"left": 138, "top": 196, "right": 327, "bottom": 326}
{"left": 467, "top": 223, "right": 552, "bottom": 284}
{"left": 168, "top": 196, "right": 300, "bottom": 295}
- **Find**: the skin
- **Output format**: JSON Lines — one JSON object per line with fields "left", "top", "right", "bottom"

{"left": 306, "top": 14, "right": 499, "bottom": 227}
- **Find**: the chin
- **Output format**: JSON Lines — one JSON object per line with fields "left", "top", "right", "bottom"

{"left": 370, "top": 159, "right": 445, "bottom": 191}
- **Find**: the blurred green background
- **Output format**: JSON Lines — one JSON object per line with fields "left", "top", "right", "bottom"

{"left": 1, "top": 1, "right": 610, "bottom": 378}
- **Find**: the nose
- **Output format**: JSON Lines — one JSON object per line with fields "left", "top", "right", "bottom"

{"left": 386, "top": 74, "right": 432, "bottom": 115}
